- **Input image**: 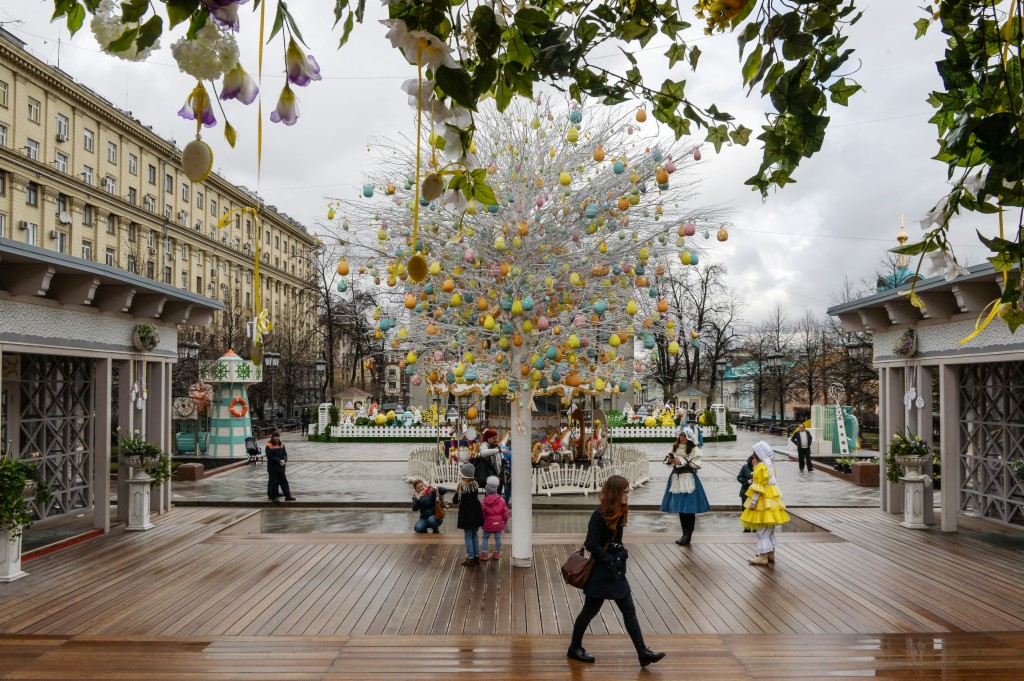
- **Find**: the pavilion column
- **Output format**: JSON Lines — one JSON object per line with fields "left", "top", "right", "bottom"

{"left": 145, "top": 360, "right": 169, "bottom": 514}
{"left": 880, "top": 366, "right": 905, "bottom": 514}
{"left": 938, "top": 363, "right": 960, "bottom": 532}
{"left": 914, "top": 365, "right": 935, "bottom": 526}
{"left": 116, "top": 359, "right": 134, "bottom": 524}
{"left": 509, "top": 347, "right": 533, "bottom": 567}
{"left": 93, "top": 357, "right": 111, "bottom": 533}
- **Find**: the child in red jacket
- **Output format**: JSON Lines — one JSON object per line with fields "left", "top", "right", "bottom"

{"left": 480, "top": 476, "right": 509, "bottom": 561}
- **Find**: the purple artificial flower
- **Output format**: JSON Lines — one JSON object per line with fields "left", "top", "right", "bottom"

{"left": 220, "top": 64, "right": 259, "bottom": 104}
{"left": 270, "top": 84, "right": 299, "bottom": 126}
{"left": 178, "top": 85, "right": 217, "bottom": 128}
{"left": 203, "top": 0, "right": 249, "bottom": 32}
{"left": 285, "top": 38, "right": 321, "bottom": 87}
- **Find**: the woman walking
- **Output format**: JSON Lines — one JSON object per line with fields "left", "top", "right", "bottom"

{"left": 741, "top": 441, "right": 791, "bottom": 565}
{"left": 568, "top": 475, "right": 665, "bottom": 668}
{"left": 660, "top": 428, "right": 710, "bottom": 545}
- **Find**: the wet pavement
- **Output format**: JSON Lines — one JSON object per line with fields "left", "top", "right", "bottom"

{"left": 172, "top": 428, "right": 882, "bottom": 510}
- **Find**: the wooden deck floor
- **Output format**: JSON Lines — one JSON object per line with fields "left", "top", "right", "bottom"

{"left": 1, "top": 506, "right": 1023, "bottom": 678}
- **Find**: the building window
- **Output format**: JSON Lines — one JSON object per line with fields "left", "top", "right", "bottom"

{"left": 127, "top": 223, "right": 136, "bottom": 242}
{"left": 147, "top": 231, "right": 155, "bottom": 248}
{"left": 25, "top": 139, "right": 39, "bottom": 160}
{"left": 144, "top": 195, "right": 155, "bottom": 212}
{"left": 26, "top": 182, "right": 38, "bottom": 206}
{"left": 0, "top": 123, "right": 8, "bottom": 147}
{"left": 182, "top": 183, "right": 189, "bottom": 201}
{"left": 83, "top": 128, "right": 94, "bottom": 152}
{"left": 148, "top": 164, "right": 156, "bottom": 184}
{"left": 210, "top": 198, "right": 216, "bottom": 215}
{"left": 162, "top": 205, "right": 171, "bottom": 220}
{"left": 196, "top": 191, "right": 204, "bottom": 209}
{"left": 146, "top": 261, "right": 154, "bottom": 279}
{"left": 0, "top": 170, "right": 5, "bottom": 195}
{"left": 55, "top": 231, "right": 67, "bottom": 254}
{"left": 196, "top": 276, "right": 202, "bottom": 294}
{"left": 0, "top": 212, "right": 6, "bottom": 237}
{"left": 274, "top": 235, "right": 280, "bottom": 249}
{"left": 82, "top": 240, "right": 92, "bottom": 260}
{"left": 128, "top": 187, "right": 137, "bottom": 204}
{"left": 265, "top": 230, "right": 270, "bottom": 244}
{"left": 181, "top": 244, "right": 188, "bottom": 260}
{"left": 105, "top": 247, "right": 115, "bottom": 266}
{"left": 107, "top": 214, "right": 116, "bottom": 235}
{"left": 104, "top": 176, "right": 116, "bottom": 194}
{"left": 56, "top": 114, "right": 69, "bottom": 140}
{"left": 27, "top": 97, "right": 41, "bottom": 123}
{"left": 128, "top": 153, "right": 138, "bottom": 175}
{"left": 107, "top": 141, "right": 117, "bottom": 164}
{"left": 56, "top": 193, "right": 68, "bottom": 214}
{"left": 55, "top": 152, "right": 68, "bottom": 173}
{"left": 181, "top": 271, "right": 188, "bottom": 289}
{"left": 0, "top": 81, "right": 7, "bottom": 107}
{"left": 83, "top": 204, "right": 93, "bottom": 225}
{"left": 82, "top": 165, "right": 93, "bottom": 185}
{"left": 163, "top": 266, "right": 172, "bottom": 284}
{"left": 195, "top": 219, "right": 203, "bottom": 232}
{"left": 26, "top": 223, "right": 38, "bottom": 246}
{"left": 165, "top": 174, "right": 173, "bottom": 193}
{"left": 127, "top": 255, "right": 136, "bottom": 274}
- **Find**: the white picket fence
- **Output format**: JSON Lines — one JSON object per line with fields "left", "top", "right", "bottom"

{"left": 310, "top": 423, "right": 677, "bottom": 441}
{"left": 405, "top": 445, "right": 650, "bottom": 495}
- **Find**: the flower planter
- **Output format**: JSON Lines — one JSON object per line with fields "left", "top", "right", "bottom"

{"left": 0, "top": 524, "right": 27, "bottom": 582}
{"left": 131, "top": 325, "right": 159, "bottom": 352}
{"left": 895, "top": 455, "right": 931, "bottom": 478}
{"left": 122, "top": 455, "right": 158, "bottom": 480}
{"left": 896, "top": 455, "right": 931, "bottom": 530}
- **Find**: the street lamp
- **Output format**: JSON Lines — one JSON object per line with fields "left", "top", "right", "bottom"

{"left": 715, "top": 358, "right": 729, "bottom": 409}
{"left": 314, "top": 358, "right": 328, "bottom": 404}
{"left": 264, "top": 351, "right": 281, "bottom": 420}
{"left": 179, "top": 340, "right": 200, "bottom": 360}
{"left": 844, "top": 340, "right": 872, "bottom": 414}
{"left": 767, "top": 352, "right": 785, "bottom": 424}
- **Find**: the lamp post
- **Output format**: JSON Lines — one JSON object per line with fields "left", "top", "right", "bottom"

{"left": 767, "top": 352, "right": 784, "bottom": 424}
{"left": 314, "top": 358, "right": 327, "bottom": 404}
{"left": 844, "top": 340, "right": 871, "bottom": 416}
{"left": 264, "top": 351, "right": 281, "bottom": 420}
{"left": 715, "top": 358, "right": 728, "bottom": 408}
{"left": 178, "top": 340, "right": 201, "bottom": 454}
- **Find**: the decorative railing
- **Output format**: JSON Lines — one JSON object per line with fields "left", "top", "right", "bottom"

{"left": 311, "top": 423, "right": 679, "bottom": 440}
{"left": 405, "top": 444, "right": 651, "bottom": 495}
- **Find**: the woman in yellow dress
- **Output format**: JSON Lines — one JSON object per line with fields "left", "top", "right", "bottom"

{"left": 740, "top": 441, "right": 790, "bottom": 566}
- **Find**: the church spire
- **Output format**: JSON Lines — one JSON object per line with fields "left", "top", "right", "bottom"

{"left": 896, "top": 213, "right": 909, "bottom": 268}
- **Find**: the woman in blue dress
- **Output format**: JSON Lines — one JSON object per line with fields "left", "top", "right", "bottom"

{"left": 660, "top": 427, "right": 711, "bottom": 545}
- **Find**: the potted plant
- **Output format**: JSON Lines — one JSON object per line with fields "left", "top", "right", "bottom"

{"left": 132, "top": 323, "right": 160, "bottom": 352}
{"left": 1, "top": 449, "right": 54, "bottom": 581}
{"left": 118, "top": 429, "right": 162, "bottom": 479}
{"left": 885, "top": 430, "right": 932, "bottom": 483}
{"left": 893, "top": 329, "right": 917, "bottom": 358}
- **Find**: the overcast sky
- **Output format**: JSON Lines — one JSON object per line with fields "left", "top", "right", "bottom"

{"left": 6, "top": 1, "right": 999, "bottom": 326}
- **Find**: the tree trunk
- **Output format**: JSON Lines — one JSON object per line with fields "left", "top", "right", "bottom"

{"left": 510, "top": 349, "right": 533, "bottom": 568}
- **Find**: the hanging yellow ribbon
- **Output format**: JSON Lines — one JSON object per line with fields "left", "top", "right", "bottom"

{"left": 959, "top": 203, "right": 1008, "bottom": 345}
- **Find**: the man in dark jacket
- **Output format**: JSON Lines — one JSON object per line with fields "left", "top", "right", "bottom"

{"left": 790, "top": 424, "right": 814, "bottom": 472}
{"left": 265, "top": 431, "right": 295, "bottom": 501}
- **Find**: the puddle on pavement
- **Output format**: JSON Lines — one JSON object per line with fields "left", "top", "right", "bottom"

{"left": 256, "top": 509, "right": 823, "bottom": 535}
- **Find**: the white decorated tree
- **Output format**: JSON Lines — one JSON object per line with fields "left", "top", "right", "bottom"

{"left": 325, "top": 97, "right": 728, "bottom": 565}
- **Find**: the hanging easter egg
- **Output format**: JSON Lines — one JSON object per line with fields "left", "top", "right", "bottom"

{"left": 644, "top": 334, "right": 655, "bottom": 349}
{"left": 327, "top": 208, "right": 336, "bottom": 220}
{"left": 465, "top": 368, "right": 478, "bottom": 383}
{"left": 691, "top": 253, "right": 700, "bottom": 265}
{"left": 668, "top": 340, "right": 680, "bottom": 355}
{"left": 336, "top": 280, "right": 348, "bottom": 292}
{"left": 717, "top": 226, "right": 729, "bottom": 241}
{"left": 652, "top": 148, "right": 663, "bottom": 162}
{"left": 337, "top": 260, "right": 350, "bottom": 276}
{"left": 451, "top": 292, "right": 463, "bottom": 306}
{"left": 613, "top": 160, "right": 625, "bottom": 175}
{"left": 511, "top": 299, "right": 524, "bottom": 315}
{"left": 362, "top": 184, "right": 375, "bottom": 198}
{"left": 182, "top": 136, "right": 214, "bottom": 182}
{"left": 656, "top": 167, "right": 669, "bottom": 184}
{"left": 593, "top": 145, "right": 605, "bottom": 162}
{"left": 566, "top": 127, "right": 580, "bottom": 144}
{"left": 636, "top": 108, "right": 647, "bottom": 122}
{"left": 569, "top": 108, "right": 583, "bottom": 124}
{"left": 704, "top": 230, "right": 711, "bottom": 239}
{"left": 617, "top": 197, "right": 629, "bottom": 211}
{"left": 693, "top": 147, "right": 702, "bottom": 161}
{"left": 522, "top": 295, "right": 535, "bottom": 311}
{"left": 665, "top": 160, "right": 677, "bottom": 174}
{"left": 407, "top": 254, "right": 427, "bottom": 282}
{"left": 559, "top": 172, "right": 572, "bottom": 186}
{"left": 685, "top": 222, "right": 696, "bottom": 236}
{"left": 681, "top": 251, "right": 693, "bottom": 265}
{"left": 608, "top": 334, "right": 621, "bottom": 348}
{"left": 585, "top": 203, "right": 598, "bottom": 219}
{"left": 594, "top": 300, "right": 608, "bottom": 315}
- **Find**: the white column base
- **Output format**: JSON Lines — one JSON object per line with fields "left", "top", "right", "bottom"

{"left": 512, "top": 556, "right": 533, "bottom": 568}
{"left": 126, "top": 477, "right": 154, "bottom": 532}
{"left": 900, "top": 476, "right": 930, "bottom": 530}
{"left": 0, "top": 528, "right": 27, "bottom": 582}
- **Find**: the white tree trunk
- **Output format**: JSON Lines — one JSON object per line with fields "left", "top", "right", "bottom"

{"left": 510, "top": 383, "right": 533, "bottom": 567}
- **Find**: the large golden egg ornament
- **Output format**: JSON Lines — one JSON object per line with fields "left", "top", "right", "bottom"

{"left": 337, "top": 260, "right": 349, "bottom": 276}
{"left": 182, "top": 136, "right": 214, "bottom": 182}
{"left": 717, "top": 226, "right": 729, "bottom": 242}
{"left": 407, "top": 253, "right": 428, "bottom": 282}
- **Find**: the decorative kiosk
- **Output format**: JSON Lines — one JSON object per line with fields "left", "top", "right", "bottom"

{"left": 201, "top": 350, "right": 262, "bottom": 458}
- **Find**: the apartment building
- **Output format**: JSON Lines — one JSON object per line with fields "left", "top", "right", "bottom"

{"left": 0, "top": 28, "right": 315, "bottom": 337}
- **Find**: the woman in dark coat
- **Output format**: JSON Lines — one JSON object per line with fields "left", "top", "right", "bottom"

{"left": 452, "top": 462, "right": 484, "bottom": 566}
{"left": 411, "top": 479, "right": 448, "bottom": 534}
{"left": 568, "top": 475, "right": 666, "bottom": 668}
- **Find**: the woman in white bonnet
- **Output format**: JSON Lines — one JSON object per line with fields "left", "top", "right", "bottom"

{"left": 659, "top": 427, "right": 711, "bottom": 546}
{"left": 740, "top": 440, "right": 791, "bottom": 565}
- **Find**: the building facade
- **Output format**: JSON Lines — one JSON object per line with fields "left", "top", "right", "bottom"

{"left": 0, "top": 29, "right": 315, "bottom": 341}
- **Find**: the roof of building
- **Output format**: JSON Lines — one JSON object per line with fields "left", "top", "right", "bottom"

{"left": 828, "top": 261, "right": 1008, "bottom": 333}
{"left": 673, "top": 386, "right": 708, "bottom": 398}
{"left": 334, "top": 386, "right": 373, "bottom": 399}
{"left": 0, "top": 237, "right": 223, "bottom": 325}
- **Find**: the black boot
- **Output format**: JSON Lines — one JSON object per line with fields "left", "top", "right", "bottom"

{"left": 638, "top": 648, "right": 666, "bottom": 667}
{"left": 674, "top": 534, "right": 690, "bottom": 546}
{"left": 567, "top": 646, "right": 595, "bottom": 663}
{"left": 676, "top": 513, "right": 694, "bottom": 545}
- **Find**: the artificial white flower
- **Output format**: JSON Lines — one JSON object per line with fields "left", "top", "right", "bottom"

{"left": 382, "top": 19, "right": 458, "bottom": 71}
{"left": 401, "top": 77, "right": 437, "bottom": 109}
{"left": 170, "top": 23, "right": 240, "bottom": 81}
{"left": 440, "top": 188, "right": 469, "bottom": 211}
{"left": 919, "top": 195, "right": 949, "bottom": 231}
{"left": 962, "top": 169, "right": 985, "bottom": 196}
{"left": 924, "top": 250, "right": 971, "bottom": 282}
{"left": 90, "top": 0, "right": 160, "bottom": 62}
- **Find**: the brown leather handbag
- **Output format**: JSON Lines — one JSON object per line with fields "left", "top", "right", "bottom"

{"left": 561, "top": 547, "right": 594, "bottom": 589}
{"left": 434, "top": 490, "right": 447, "bottom": 520}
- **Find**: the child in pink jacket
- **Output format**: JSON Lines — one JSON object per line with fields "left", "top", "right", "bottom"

{"left": 480, "top": 476, "right": 509, "bottom": 560}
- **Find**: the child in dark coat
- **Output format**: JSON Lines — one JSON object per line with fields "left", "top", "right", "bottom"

{"left": 452, "top": 462, "right": 484, "bottom": 566}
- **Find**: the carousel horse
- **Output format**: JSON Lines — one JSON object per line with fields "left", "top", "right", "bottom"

{"left": 587, "top": 420, "right": 609, "bottom": 465}
{"left": 532, "top": 429, "right": 559, "bottom": 466}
